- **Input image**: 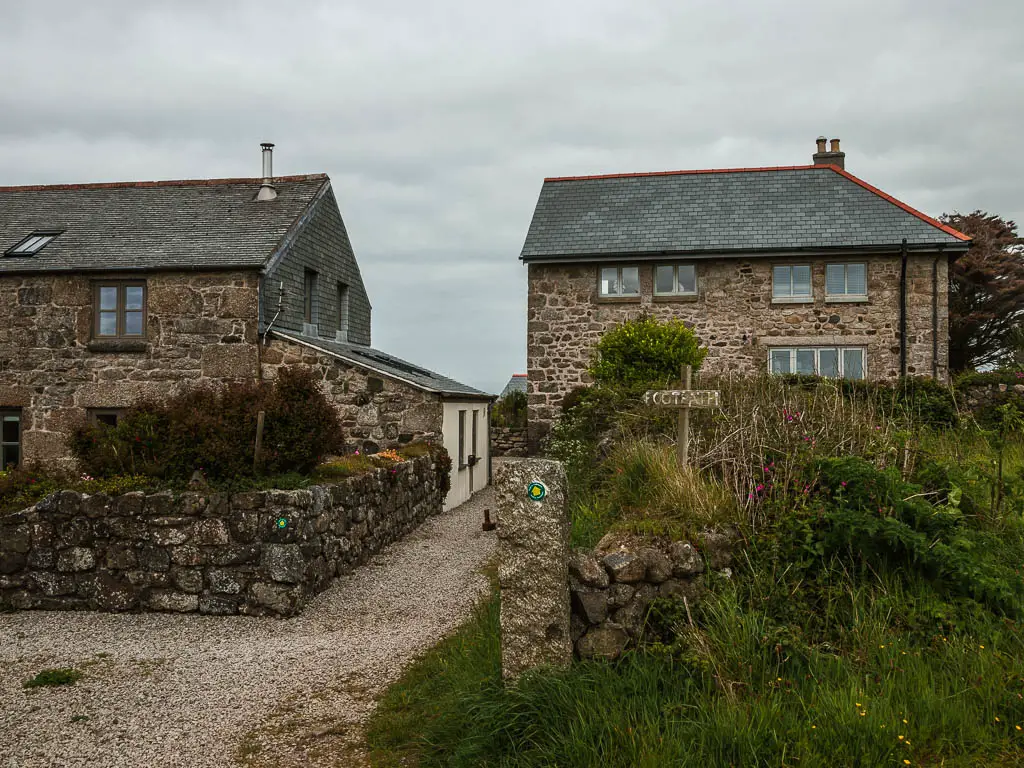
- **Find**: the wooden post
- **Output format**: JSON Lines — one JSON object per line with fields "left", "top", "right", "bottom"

{"left": 254, "top": 410, "right": 265, "bottom": 472}
{"left": 643, "top": 375, "right": 719, "bottom": 468}
{"left": 677, "top": 364, "right": 692, "bottom": 465}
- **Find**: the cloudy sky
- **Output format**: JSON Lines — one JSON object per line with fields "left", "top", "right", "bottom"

{"left": 1, "top": 0, "right": 1021, "bottom": 394}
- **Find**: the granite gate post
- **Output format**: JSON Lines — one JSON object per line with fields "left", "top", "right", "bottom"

{"left": 494, "top": 459, "right": 572, "bottom": 680}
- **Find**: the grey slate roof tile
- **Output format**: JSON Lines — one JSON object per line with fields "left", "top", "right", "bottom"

{"left": 520, "top": 166, "right": 968, "bottom": 260}
{"left": 272, "top": 330, "right": 493, "bottom": 400}
{"left": 0, "top": 175, "right": 329, "bottom": 273}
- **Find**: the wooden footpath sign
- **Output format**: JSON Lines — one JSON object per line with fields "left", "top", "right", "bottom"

{"left": 643, "top": 365, "right": 720, "bottom": 465}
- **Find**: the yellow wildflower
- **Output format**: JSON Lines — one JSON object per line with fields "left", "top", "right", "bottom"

{"left": 904, "top": 761, "right": 911, "bottom": 766}
{"left": 898, "top": 735, "right": 904, "bottom": 741}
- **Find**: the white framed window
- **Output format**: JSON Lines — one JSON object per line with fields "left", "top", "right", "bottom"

{"left": 826, "top": 263, "right": 868, "bottom": 300}
{"left": 768, "top": 347, "right": 866, "bottom": 379}
{"left": 772, "top": 265, "right": 812, "bottom": 301}
{"left": 599, "top": 266, "right": 640, "bottom": 297}
{"left": 654, "top": 264, "right": 697, "bottom": 296}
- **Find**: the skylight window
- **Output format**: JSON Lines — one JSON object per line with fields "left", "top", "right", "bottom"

{"left": 5, "top": 232, "right": 60, "bottom": 256}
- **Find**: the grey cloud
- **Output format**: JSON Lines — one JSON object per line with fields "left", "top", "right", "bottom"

{"left": 2, "top": 0, "right": 1022, "bottom": 392}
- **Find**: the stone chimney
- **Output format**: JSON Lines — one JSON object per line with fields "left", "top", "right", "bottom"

{"left": 257, "top": 142, "right": 277, "bottom": 201}
{"left": 812, "top": 136, "right": 845, "bottom": 170}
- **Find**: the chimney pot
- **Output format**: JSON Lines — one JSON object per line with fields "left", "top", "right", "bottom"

{"left": 812, "top": 135, "right": 846, "bottom": 170}
{"left": 257, "top": 142, "right": 277, "bottom": 201}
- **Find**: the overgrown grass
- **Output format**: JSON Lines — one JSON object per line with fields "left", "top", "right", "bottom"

{"left": 369, "top": 577, "right": 1024, "bottom": 767}
{"left": 368, "top": 376, "right": 1024, "bottom": 767}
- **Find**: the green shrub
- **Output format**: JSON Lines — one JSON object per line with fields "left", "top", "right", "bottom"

{"left": 589, "top": 315, "right": 708, "bottom": 389}
{"left": 956, "top": 368, "right": 1024, "bottom": 388}
{"left": 787, "top": 456, "right": 1024, "bottom": 618}
{"left": 70, "top": 367, "right": 342, "bottom": 483}
{"left": 23, "top": 668, "right": 83, "bottom": 688}
{"left": 0, "top": 468, "right": 60, "bottom": 514}
{"left": 491, "top": 390, "right": 527, "bottom": 429}
{"left": 259, "top": 366, "right": 344, "bottom": 474}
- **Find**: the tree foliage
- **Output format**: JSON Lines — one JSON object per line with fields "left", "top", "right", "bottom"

{"left": 941, "top": 211, "right": 1024, "bottom": 371}
{"left": 588, "top": 315, "right": 707, "bottom": 389}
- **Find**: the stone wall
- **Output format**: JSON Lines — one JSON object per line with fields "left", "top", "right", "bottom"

{"left": 0, "top": 270, "right": 261, "bottom": 467}
{"left": 569, "top": 529, "right": 737, "bottom": 660}
{"left": 491, "top": 427, "right": 528, "bottom": 457}
{"left": 959, "top": 382, "right": 1024, "bottom": 414}
{"left": 0, "top": 454, "right": 445, "bottom": 616}
{"left": 261, "top": 335, "right": 443, "bottom": 453}
{"left": 527, "top": 255, "right": 948, "bottom": 447}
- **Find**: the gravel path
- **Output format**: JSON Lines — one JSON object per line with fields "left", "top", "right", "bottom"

{"left": 0, "top": 483, "right": 498, "bottom": 768}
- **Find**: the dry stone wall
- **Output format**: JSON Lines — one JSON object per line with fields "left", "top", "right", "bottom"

{"left": 959, "top": 382, "right": 1024, "bottom": 414}
{"left": 570, "top": 530, "right": 738, "bottom": 660}
{"left": 0, "top": 270, "right": 261, "bottom": 467}
{"left": 491, "top": 427, "right": 528, "bottom": 457}
{"left": 527, "top": 255, "right": 948, "bottom": 447}
{"left": 0, "top": 454, "right": 445, "bottom": 617}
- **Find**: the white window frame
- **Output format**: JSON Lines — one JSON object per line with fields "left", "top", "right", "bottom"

{"left": 825, "top": 262, "right": 868, "bottom": 302}
{"left": 767, "top": 346, "right": 867, "bottom": 379}
{"left": 653, "top": 264, "right": 698, "bottom": 297}
{"left": 598, "top": 266, "right": 640, "bottom": 298}
{"left": 772, "top": 264, "right": 813, "bottom": 303}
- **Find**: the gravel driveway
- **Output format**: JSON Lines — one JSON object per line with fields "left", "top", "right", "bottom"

{"left": 0, "top": 483, "right": 497, "bottom": 767}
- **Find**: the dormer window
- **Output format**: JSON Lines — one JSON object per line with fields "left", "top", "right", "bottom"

{"left": 5, "top": 231, "right": 61, "bottom": 256}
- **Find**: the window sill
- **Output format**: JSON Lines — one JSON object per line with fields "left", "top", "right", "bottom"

{"left": 825, "top": 296, "right": 870, "bottom": 304}
{"left": 652, "top": 294, "right": 699, "bottom": 303}
{"left": 770, "top": 298, "right": 814, "bottom": 305}
{"left": 87, "top": 339, "right": 148, "bottom": 353}
{"left": 596, "top": 295, "right": 642, "bottom": 304}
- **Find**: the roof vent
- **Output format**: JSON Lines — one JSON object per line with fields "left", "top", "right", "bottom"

{"left": 257, "top": 142, "right": 277, "bottom": 201}
{"left": 812, "top": 136, "right": 846, "bottom": 170}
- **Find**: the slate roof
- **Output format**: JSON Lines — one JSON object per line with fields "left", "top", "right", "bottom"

{"left": 520, "top": 165, "right": 970, "bottom": 261}
{"left": 0, "top": 175, "right": 329, "bottom": 273}
{"left": 272, "top": 330, "right": 494, "bottom": 400}
{"left": 500, "top": 374, "right": 528, "bottom": 397}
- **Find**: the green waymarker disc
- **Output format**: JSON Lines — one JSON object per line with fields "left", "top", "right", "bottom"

{"left": 527, "top": 482, "right": 547, "bottom": 501}
{"left": 276, "top": 517, "right": 288, "bottom": 529}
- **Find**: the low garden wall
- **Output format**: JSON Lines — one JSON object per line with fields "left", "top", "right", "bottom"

{"left": 0, "top": 454, "right": 445, "bottom": 617}
{"left": 569, "top": 529, "right": 737, "bottom": 660}
{"left": 959, "top": 381, "right": 1024, "bottom": 415}
{"left": 491, "top": 427, "right": 528, "bottom": 457}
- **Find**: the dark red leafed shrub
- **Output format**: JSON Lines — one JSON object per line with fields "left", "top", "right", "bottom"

{"left": 260, "top": 366, "right": 344, "bottom": 474}
{"left": 70, "top": 367, "right": 342, "bottom": 482}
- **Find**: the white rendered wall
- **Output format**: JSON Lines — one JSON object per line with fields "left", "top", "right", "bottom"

{"left": 442, "top": 400, "right": 490, "bottom": 510}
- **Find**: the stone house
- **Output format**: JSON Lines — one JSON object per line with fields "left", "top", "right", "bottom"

{"left": 0, "top": 145, "right": 492, "bottom": 509}
{"left": 519, "top": 138, "right": 972, "bottom": 446}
